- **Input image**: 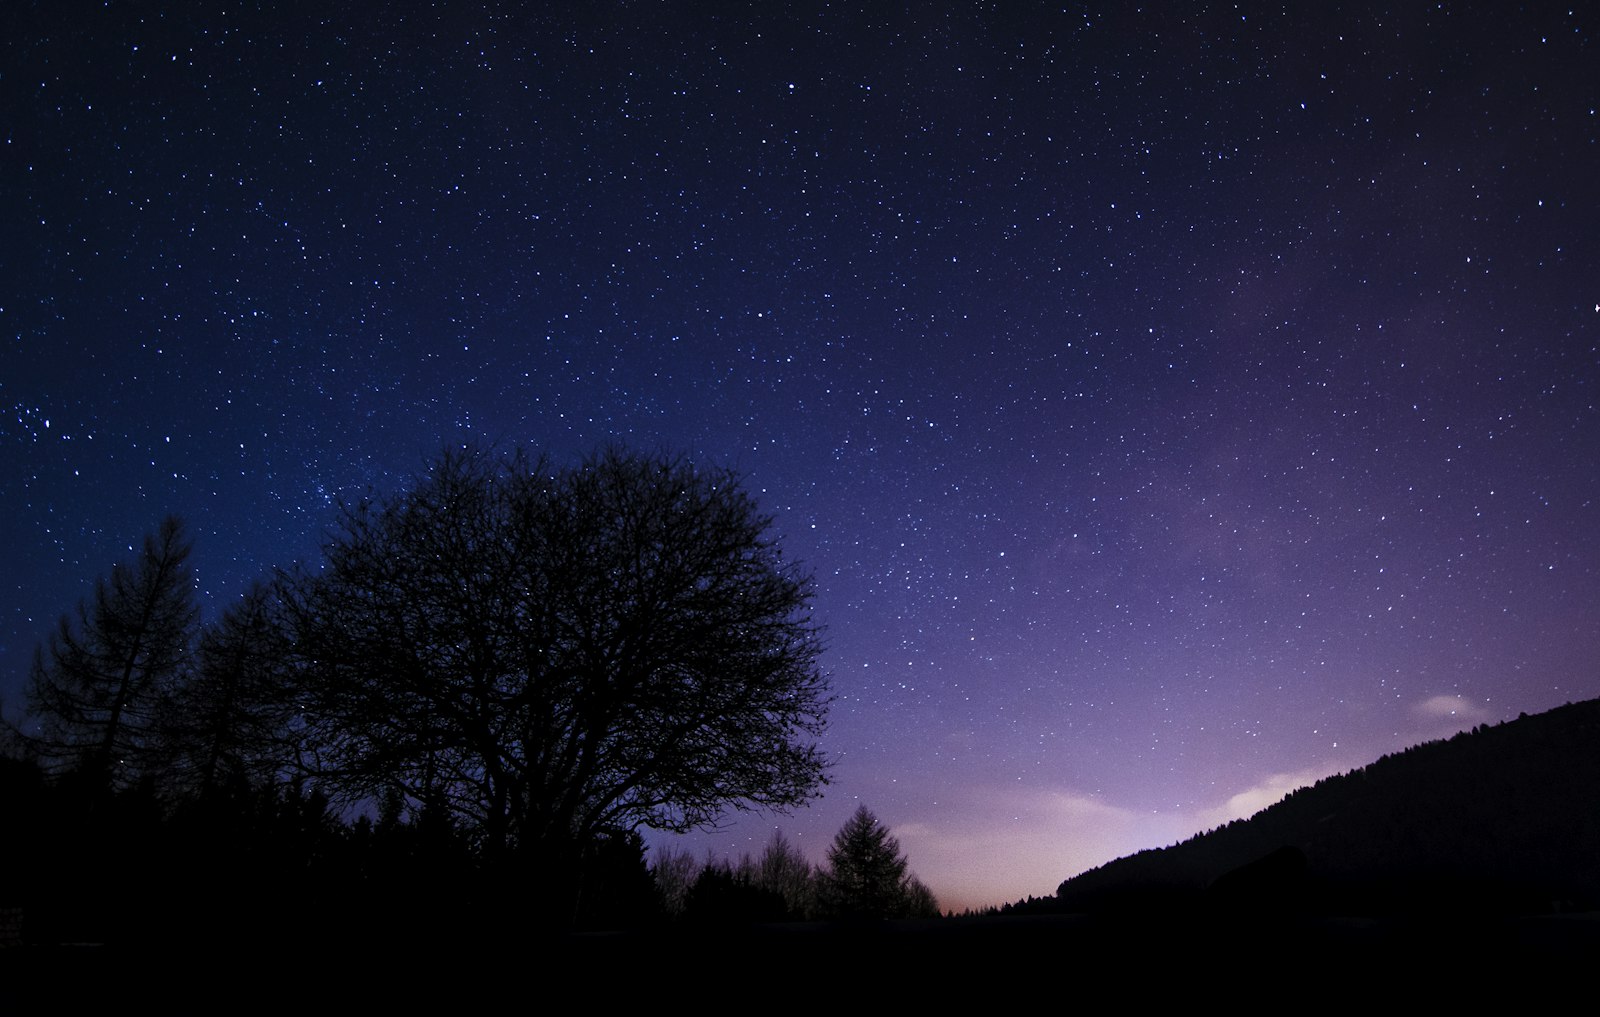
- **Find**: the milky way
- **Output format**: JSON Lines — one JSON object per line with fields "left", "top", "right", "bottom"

{"left": 5, "top": 4, "right": 1597, "bottom": 909}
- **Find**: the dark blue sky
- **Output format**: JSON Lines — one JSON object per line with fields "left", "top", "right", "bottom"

{"left": 5, "top": 3, "right": 1597, "bottom": 909}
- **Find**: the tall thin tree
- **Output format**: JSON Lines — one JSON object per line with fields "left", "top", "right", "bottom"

{"left": 157, "top": 581, "right": 297, "bottom": 799}
{"left": 25, "top": 516, "right": 198, "bottom": 792}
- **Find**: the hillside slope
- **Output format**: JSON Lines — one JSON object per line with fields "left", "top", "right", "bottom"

{"left": 1055, "top": 699, "right": 1600, "bottom": 915}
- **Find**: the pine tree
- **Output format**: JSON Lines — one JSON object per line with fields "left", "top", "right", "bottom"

{"left": 818, "top": 805, "right": 936, "bottom": 919}
{"left": 24, "top": 516, "right": 197, "bottom": 792}
{"left": 157, "top": 581, "right": 297, "bottom": 798}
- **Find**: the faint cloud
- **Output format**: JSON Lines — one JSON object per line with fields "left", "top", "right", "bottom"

{"left": 893, "top": 760, "right": 1360, "bottom": 912}
{"left": 891, "top": 786, "right": 1192, "bottom": 913}
{"left": 1193, "top": 768, "right": 1330, "bottom": 829}
{"left": 890, "top": 697, "right": 1510, "bottom": 913}
{"left": 1414, "top": 694, "right": 1491, "bottom": 725}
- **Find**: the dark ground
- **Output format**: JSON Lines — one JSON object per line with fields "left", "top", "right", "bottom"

{"left": 5, "top": 911, "right": 1595, "bottom": 1007}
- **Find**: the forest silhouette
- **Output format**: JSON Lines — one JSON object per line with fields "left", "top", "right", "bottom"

{"left": 4, "top": 446, "right": 1598, "bottom": 987}
{"left": 5, "top": 445, "right": 839, "bottom": 942}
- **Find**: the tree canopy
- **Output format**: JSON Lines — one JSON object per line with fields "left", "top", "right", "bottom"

{"left": 282, "top": 445, "right": 832, "bottom": 860}
{"left": 8, "top": 447, "right": 835, "bottom": 935}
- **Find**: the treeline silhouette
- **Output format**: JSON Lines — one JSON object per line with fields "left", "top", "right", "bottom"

{"left": 10, "top": 444, "right": 1593, "bottom": 962}
{"left": 2, "top": 445, "right": 842, "bottom": 946}
{"left": 651, "top": 807, "right": 939, "bottom": 925}
{"left": 0, "top": 749, "right": 941, "bottom": 947}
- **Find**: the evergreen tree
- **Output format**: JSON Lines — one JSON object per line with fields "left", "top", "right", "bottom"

{"left": 682, "top": 856, "right": 788, "bottom": 925}
{"left": 903, "top": 874, "right": 941, "bottom": 919}
{"left": 818, "top": 805, "right": 936, "bottom": 920}
{"left": 24, "top": 516, "right": 197, "bottom": 792}
{"left": 156, "top": 581, "right": 298, "bottom": 799}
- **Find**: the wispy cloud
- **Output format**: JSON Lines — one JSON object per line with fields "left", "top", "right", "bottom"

{"left": 1414, "top": 694, "right": 1491, "bottom": 726}
{"left": 890, "top": 696, "right": 1514, "bottom": 912}
{"left": 894, "top": 762, "right": 1361, "bottom": 912}
{"left": 1191, "top": 768, "right": 1333, "bottom": 830}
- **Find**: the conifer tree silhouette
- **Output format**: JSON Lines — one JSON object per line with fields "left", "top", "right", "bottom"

{"left": 25, "top": 516, "right": 197, "bottom": 792}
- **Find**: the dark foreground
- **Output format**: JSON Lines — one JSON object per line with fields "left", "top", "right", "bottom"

{"left": 5, "top": 911, "right": 1596, "bottom": 1006}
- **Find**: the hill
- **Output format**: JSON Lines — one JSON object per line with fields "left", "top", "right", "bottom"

{"left": 1053, "top": 698, "right": 1600, "bottom": 916}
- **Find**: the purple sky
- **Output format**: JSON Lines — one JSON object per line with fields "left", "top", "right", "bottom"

{"left": 5, "top": 4, "right": 1597, "bottom": 911}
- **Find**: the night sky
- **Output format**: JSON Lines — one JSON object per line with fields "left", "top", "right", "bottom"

{"left": 5, "top": 4, "right": 1597, "bottom": 912}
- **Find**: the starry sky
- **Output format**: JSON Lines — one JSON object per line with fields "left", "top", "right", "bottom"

{"left": 4, "top": 3, "right": 1598, "bottom": 912}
